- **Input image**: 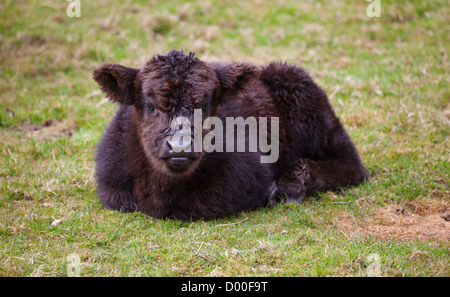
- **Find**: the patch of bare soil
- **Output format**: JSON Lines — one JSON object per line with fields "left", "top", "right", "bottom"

{"left": 16, "top": 119, "right": 74, "bottom": 139}
{"left": 336, "top": 195, "right": 450, "bottom": 242}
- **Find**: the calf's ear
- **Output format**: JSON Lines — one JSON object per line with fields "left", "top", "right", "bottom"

{"left": 93, "top": 63, "right": 139, "bottom": 105}
{"left": 213, "top": 63, "right": 261, "bottom": 94}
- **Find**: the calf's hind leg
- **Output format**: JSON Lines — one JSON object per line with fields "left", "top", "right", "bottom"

{"left": 271, "top": 156, "right": 368, "bottom": 205}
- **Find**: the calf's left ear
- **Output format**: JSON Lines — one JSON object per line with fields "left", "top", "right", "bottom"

{"left": 213, "top": 63, "right": 261, "bottom": 94}
{"left": 93, "top": 63, "right": 139, "bottom": 105}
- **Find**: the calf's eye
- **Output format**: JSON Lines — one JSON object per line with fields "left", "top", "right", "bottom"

{"left": 145, "top": 103, "right": 155, "bottom": 114}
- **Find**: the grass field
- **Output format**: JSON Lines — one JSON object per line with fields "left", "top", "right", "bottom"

{"left": 0, "top": 0, "right": 448, "bottom": 276}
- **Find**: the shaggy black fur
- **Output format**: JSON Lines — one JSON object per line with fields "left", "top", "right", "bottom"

{"left": 93, "top": 50, "right": 368, "bottom": 220}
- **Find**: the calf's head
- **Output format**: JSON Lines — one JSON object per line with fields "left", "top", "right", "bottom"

{"left": 93, "top": 50, "right": 260, "bottom": 176}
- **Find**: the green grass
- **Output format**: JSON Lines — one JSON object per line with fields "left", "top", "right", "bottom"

{"left": 0, "top": 0, "right": 448, "bottom": 276}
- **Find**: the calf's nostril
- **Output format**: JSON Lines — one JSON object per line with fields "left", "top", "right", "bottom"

{"left": 166, "top": 140, "right": 173, "bottom": 150}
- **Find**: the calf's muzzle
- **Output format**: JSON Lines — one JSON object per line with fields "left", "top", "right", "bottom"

{"left": 159, "top": 136, "right": 200, "bottom": 172}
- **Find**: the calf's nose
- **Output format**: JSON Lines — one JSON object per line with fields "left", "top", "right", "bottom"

{"left": 158, "top": 136, "right": 200, "bottom": 161}
{"left": 166, "top": 137, "right": 191, "bottom": 153}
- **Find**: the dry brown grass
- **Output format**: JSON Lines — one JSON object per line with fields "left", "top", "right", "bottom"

{"left": 335, "top": 197, "right": 449, "bottom": 242}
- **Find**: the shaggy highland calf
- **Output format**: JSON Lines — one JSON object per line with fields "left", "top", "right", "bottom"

{"left": 93, "top": 50, "right": 368, "bottom": 221}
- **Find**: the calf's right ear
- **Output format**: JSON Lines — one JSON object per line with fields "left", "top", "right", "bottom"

{"left": 93, "top": 63, "right": 139, "bottom": 105}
